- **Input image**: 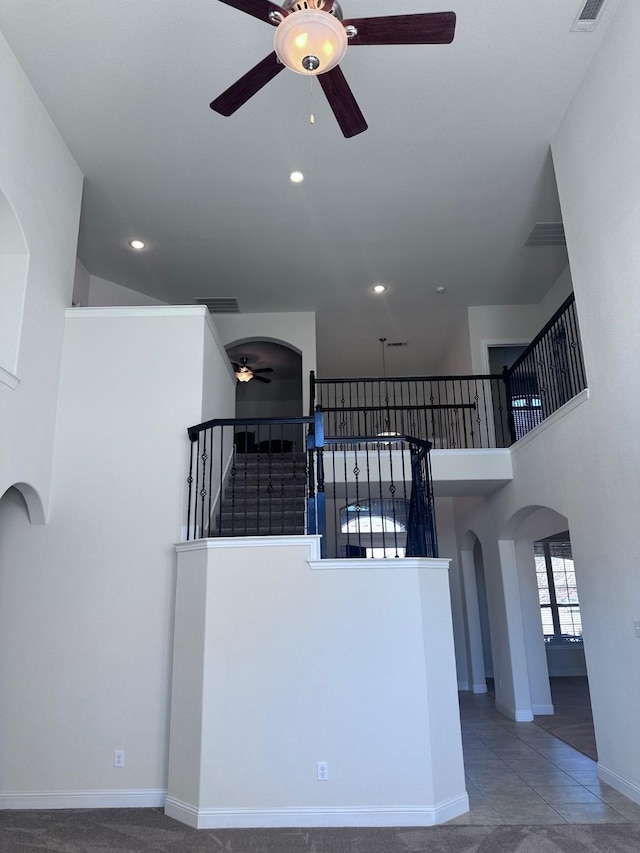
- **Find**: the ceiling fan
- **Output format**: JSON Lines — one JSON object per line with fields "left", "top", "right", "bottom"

{"left": 210, "top": 0, "right": 456, "bottom": 138}
{"left": 232, "top": 356, "right": 274, "bottom": 383}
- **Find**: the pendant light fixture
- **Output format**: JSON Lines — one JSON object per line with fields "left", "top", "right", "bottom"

{"left": 378, "top": 336, "right": 400, "bottom": 440}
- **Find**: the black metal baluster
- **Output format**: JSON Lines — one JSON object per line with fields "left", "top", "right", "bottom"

{"left": 206, "top": 426, "right": 214, "bottom": 537}
{"left": 461, "top": 378, "right": 470, "bottom": 448}
{"left": 399, "top": 438, "right": 410, "bottom": 558}
{"left": 365, "top": 442, "right": 374, "bottom": 556}
{"left": 386, "top": 440, "right": 400, "bottom": 558}
{"left": 186, "top": 437, "right": 195, "bottom": 540}
{"left": 199, "top": 430, "right": 208, "bottom": 539}
{"left": 567, "top": 301, "right": 586, "bottom": 391}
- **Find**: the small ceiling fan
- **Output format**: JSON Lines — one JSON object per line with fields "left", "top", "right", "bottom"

{"left": 210, "top": 0, "right": 456, "bottom": 138}
{"left": 232, "top": 356, "right": 274, "bottom": 383}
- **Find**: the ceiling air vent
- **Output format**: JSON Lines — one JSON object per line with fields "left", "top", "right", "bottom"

{"left": 524, "top": 223, "right": 566, "bottom": 247}
{"left": 571, "top": 0, "right": 608, "bottom": 31}
{"left": 194, "top": 297, "right": 240, "bottom": 313}
{"left": 386, "top": 341, "right": 407, "bottom": 348}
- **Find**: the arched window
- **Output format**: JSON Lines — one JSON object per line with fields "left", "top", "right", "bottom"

{"left": 0, "top": 190, "right": 28, "bottom": 380}
{"left": 340, "top": 499, "right": 408, "bottom": 534}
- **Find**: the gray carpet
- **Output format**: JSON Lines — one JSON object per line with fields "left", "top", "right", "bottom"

{"left": 1, "top": 809, "right": 640, "bottom": 852}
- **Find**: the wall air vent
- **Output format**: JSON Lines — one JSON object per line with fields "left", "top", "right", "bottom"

{"left": 194, "top": 297, "right": 240, "bottom": 313}
{"left": 571, "top": 0, "right": 608, "bottom": 31}
{"left": 386, "top": 341, "right": 408, "bottom": 348}
{"left": 524, "top": 223, "right": 566, "bottom": 247}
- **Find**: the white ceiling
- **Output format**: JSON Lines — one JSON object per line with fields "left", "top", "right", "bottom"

{"left": 0, "top": 0, "right": 618, "bottom": 376}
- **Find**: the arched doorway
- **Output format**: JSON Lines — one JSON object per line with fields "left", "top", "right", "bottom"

{"left": 0, "top": 484, "right": 46, "bottom": 792}
{"left": 459, "top": 530, "right": 493, "bottom": 695}
{"left": 225, "top": 340, "right": 303, "bottom": 420}
{"left": 501, "top": 505, "right": 596, "bottom": 758}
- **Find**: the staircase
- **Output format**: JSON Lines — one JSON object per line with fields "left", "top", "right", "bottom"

{"left": 214, "top": 452, "right": 308, "bottom": 536}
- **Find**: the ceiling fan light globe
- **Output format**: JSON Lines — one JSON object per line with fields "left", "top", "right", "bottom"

{"left": 274, "top": 10, "right": 347, "bottom": 76}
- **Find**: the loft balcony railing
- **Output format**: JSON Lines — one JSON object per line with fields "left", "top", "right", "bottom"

{"left": 316, "top": 434, "right": 437, "bottom": 560}
{"left": 505, "top": 293, "right": 586, "bottom": 442}
{"left": 312, "top": 373, "right": 509, "bottom": 449}
{"left": 183, "top": 293, "right": 585, "bottom": 550}
{"left": 184, "top": 413, "right": 437, "bottom": 558}
{"left": 312, "top": 293, "right": 586, "bottom": 449}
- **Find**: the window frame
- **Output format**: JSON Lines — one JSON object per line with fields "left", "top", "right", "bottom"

{"left": 534, "top": 535, "right": 582, "bottom": 644}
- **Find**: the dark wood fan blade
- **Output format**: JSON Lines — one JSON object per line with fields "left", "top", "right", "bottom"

{"left": 217, "top": 0, "right": 288, "bottom": 25}
{"left": 231, "top": 362, "right": 241, "bottom": 371}
{"left": 342, "top": 12, "right": 456, "bottom": 46}
{"left": 252, "top": 367, "right": 273, "bottom": 374}
{"left": 318, "top": 66, "right": 367, "bottom": 138}
{"left": 253, "top": 374, "right": 272, "bottom": 383}
{"left": 210, "top": 52, "right": 285, "bottom": 116}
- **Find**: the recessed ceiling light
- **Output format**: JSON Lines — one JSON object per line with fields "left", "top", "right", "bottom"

{"left": 129, "top": 239, "right": 146, "bottom": 250}
{"left": 435, "top": 286, "right": 447, "bottom": 294}
{"left": 289, "top": 171, "right": 304, "bottom": 183}
{"left": 372, "top": 284, "right": 387, "bottom": 294}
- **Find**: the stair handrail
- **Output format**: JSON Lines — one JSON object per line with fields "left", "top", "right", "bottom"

{"left": 187, "top": 414, "right": 314, "bottom": 442}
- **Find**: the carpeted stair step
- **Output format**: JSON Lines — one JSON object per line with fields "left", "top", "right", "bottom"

{"left": 219, "top": 510, "right": 305, "bottom": 523}
{"left": 224, "top": 483, "right": 304, "bottom": 497}
{"left": 214, "top": 518, "right": 306, "bottom": 536}
{"left": 215, "top": 452, "right": 309, "bottom": 537}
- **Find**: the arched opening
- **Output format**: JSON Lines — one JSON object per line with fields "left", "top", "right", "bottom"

{"left": 225, "top": 339, "right": 303, "bottom": 419}
{"left": 502, "top": 504, "right": 596, "bottom": 759}
{"left": 0, "top": 482, "right": 46, "bottom": 526}
{"left": 459, "top": 530, "right": 493, "bottom": 695}
{"left": 0, "top": 190, "right": 29, "bottom": 379}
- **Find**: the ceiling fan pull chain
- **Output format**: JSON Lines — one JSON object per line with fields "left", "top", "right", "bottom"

{"left": 308, "top": 72, "right": 315, "bottom": 124}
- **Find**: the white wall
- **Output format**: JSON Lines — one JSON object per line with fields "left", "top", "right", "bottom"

{"left": 467, "top": 303, "right": 541, "bottom": 375}
{"left": 548, "top": 0, "right": 640, "bottom": 799}
{"left": 537, "top": 264, "right": 573, "bottom": 327}
{"left": 0, "top": 306, "right": 235, "bottom": 805}
{"left": 0, "top": 28, "right": 83, "bottom": 516}
{"left": 167, "top": 540, "right": 467, "bottom": 828}
{"left": 88, "top": 274, "right": 168, "bottom": 307}
{"left": 72, "top": 258, "right": 90, "bottom": 306}
{"left": 213, "top": 312, "right": 316, "bottom": 415}
{"left": 435, "top": 316, "right": 473, "bottom": 375}
{"left": 436, "top": 498, "right": 471, "bottom": 691}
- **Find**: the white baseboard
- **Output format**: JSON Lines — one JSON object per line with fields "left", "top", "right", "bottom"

{"left": 598, "top": 765, "right": 640, "bottom": 805}
{"left": 0, "top": 788, "right": 167, "bottom": 810}
{"left": 495, "top": 700, "right": 533, "bottom": 722}
{"left": 472, "top": 683, "right": 488, "bottom": 694}
{"left": 165, "top": 793, "right": 470, "bottom": 829}
{"left": 532, "top": 704, "right": 554, "bottom": 715}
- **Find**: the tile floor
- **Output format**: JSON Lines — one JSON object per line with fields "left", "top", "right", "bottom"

{"left": 450, "top": 691, "right": 640, "bottom": 825}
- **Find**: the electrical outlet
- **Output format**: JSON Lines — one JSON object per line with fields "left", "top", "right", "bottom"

{"left": 317, "top": 761, "right": 329, "bottom": 781}
{"left": 114, "top": 749, "right": 125, "bottom": 768}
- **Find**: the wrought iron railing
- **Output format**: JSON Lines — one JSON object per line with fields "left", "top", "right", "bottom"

{"left": 184, "top": 295, "right": 585, "bottom": 546}
{"left": 505, "top": 293, "right": 586, "bottom": 442}
{"left": 185, "top": 413, "right": 437, "bottom": 559}
{"left": 316, "top": 434, "right": 437, "bottom": 559}
{"left": 185, "top": 416, "right": 313, "bottom": 540}
{"left": 311, "top": 293, "right": 586, "bottom": 448}
{"left": 311, "top": 373, "right": 510, "bottom": 448}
